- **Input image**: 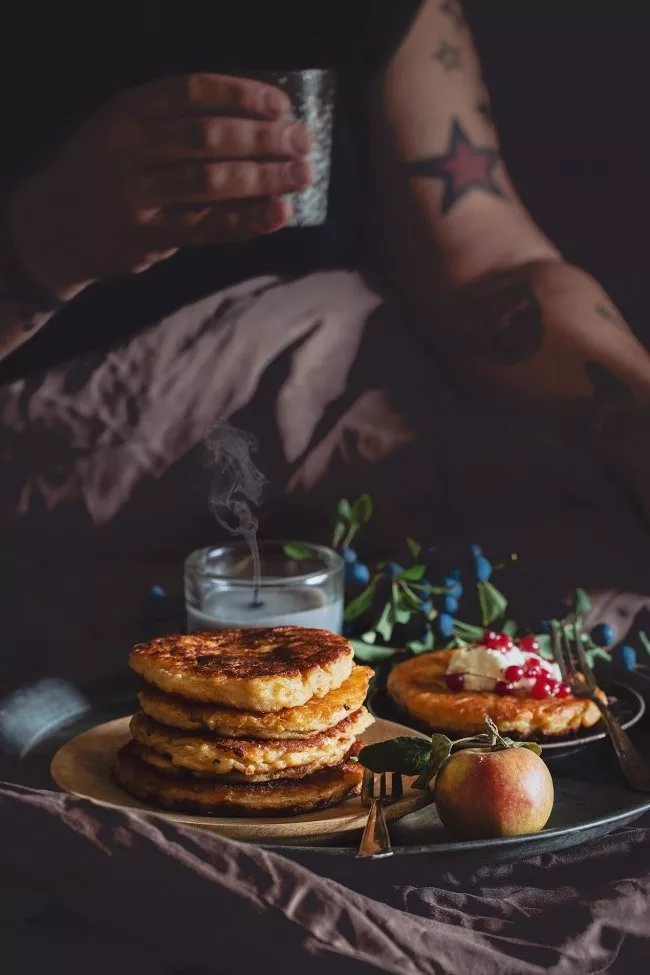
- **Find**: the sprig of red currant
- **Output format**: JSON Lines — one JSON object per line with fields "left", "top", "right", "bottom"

{"left": 444, "top": 630, "right": 572, "bottom": 700}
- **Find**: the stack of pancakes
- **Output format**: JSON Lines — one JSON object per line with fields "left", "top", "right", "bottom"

{"left": 114, "top": 626, "right": 374, "bottom": 817}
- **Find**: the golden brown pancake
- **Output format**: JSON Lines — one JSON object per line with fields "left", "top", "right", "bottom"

{"left": 130, "top": 707, "right": 374, "bottom": 776}
{"left": 132, "top": 741, "right": 331, "bottom": 783}
{"left": 138, "top": 664, "right": 373, "bottom": 738}
{"left": 113, "top": 741, "right": 363, "bottom": 816}
{"left": 388, "top": 650, "right": 604, "bottom": 738}
{"left": 129, "top": 627, "right": 354, "bottom": 711}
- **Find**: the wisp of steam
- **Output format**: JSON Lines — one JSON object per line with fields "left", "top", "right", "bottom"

{"left": 205, "top": 423, "right": 267, "bottom": 606}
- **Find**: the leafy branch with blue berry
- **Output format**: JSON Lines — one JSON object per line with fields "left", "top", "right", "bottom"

{"left": 320, "top": 494, "right": 650, "bottom": 673}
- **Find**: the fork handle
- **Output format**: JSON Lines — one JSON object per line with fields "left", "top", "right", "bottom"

{"left": 357, "top": 799, "right": 393, "bottom": 858}
{"left": 593, "top": 698, "right": 650, "bottom": 792}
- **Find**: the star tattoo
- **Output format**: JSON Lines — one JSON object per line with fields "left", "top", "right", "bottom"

{"left": 434, "top": 39, "right": 461, "bottom": 72}
{"left": 404, "top": 119, "right": 504, "bottom": 215}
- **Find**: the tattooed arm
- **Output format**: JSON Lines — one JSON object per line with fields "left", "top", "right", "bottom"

{"left": 369, "top": 0, "right": 650, "bottom": 520}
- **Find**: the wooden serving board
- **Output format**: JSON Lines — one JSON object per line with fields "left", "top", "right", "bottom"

{"left": 50, "top": 716, "right": 433, "bottom": 845}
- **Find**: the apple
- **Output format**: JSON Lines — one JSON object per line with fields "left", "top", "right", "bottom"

{"left": 434, "top": 745, "right": 554, "bottom": 839}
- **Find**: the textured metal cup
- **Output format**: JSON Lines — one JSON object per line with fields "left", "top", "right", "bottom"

{"left": 249, "top": 69, "right": 336, "bottom": 227}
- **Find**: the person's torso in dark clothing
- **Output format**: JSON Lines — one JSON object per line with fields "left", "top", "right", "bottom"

{"left": 0, "top": 0, "right": 423, "bottom": 382}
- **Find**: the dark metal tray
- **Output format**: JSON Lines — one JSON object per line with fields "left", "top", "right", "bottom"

{"left": 6, "top": 680, "right": 650, "bottom": 868}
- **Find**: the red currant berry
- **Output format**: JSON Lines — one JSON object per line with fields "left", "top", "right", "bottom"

{"left": 556, "top": 684, "right": 571, "bottom": 699}
{"left": 495, "top": 680, "right": 514, "bottom": 695}
{"left": 524, "top": 658, "right": 542, "bottom": 676}
{"left": 482, "top": 630, "right": 499, "bottom": 647}
{"left": 531, "top": 678, "right": 553, "bottom": 700}
{"left": 519, "top": 635, "right": 541, "bottom": 655}
{"left": 505, "top": 665, "right": 524, "bottom": 682}
{"left": 545, "top": 678, "right": 561, "bottom": 696}
{"left": 445, "top": 673, "right": 465, "bottom": 692}
{"left": 494, "top": 634, "right": 515, "bottom": 652}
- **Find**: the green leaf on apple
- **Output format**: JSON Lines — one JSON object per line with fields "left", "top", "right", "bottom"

{"left": 515, "top": 741, "right": 543, "bottom": 756}
{"left": 359, "top": 736, "right": 432, "bottom": 775}
{"left": 414, "top": 734, "right": 453, "bottom": 790}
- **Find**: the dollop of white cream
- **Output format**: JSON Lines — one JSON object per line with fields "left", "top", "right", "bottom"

{"left": 446, "top": 644, "right": 561, "bottom": 693}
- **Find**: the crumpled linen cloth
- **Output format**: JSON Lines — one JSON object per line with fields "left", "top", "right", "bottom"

{"left": 2, "top": 781, "right": 649, "bottom": 975}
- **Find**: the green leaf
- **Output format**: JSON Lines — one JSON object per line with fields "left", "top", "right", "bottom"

{"left": 477, "top": 580, "right": 508, "bottom": 626}
{"left": 399, "top": 564, "right": 426, "bottom": 581}
{"left": 406, "top": 537, "right": 422, "bottom": 559}
{"left": 360, "top": 630, "right": 376, "bottom": 644}
{"left": 337, "top": 498, "right": 353, "bottom": 522}
{"left": 536, "top": 633, "right": 553, "bottom": 660}
{"left": 344, "top": 582, "right": 376, "bottom": 621}
{"left": 516, "top": 741, "right": 543, "bottom": 756}
{"left": 359, "top": 736, "right": 431, "bottom": 775}
{"left": 408, "top": 627, "right": 435, "bottom": 654}
{"left": 414, "top": 734, "right": 453, "bottom": 790}
{"left": 452, "top": 620, "right": 485, "bottom": 641}
{"left": 639, "top": 631, "right": 650, "bottom": 658}
{"left": 573, "top": 588, "right": 592, "bottom": 618}
{"left": 395, "top": 608, "right": 412, "bottom": 625}
{"left": 332, "top": 519, "right": 346, "bottom": 549}
{"left": 375, "top": 602, "right": 395, "bottom": 643}
{"left": 586, "top": 647, "right": 611, "bottom": 667}
{"left": 502, "top": 619, "right": 518, "bottom": 637}
{"left": 398, "top": 584, "right": 425, "bottom": 612}
{"left": 351, "top": 640, "right": 399, "bottom": 663}
{"left": 353, "top": 494, "right": 373, "bottom": 525}
{"left": 283, "top": 542, "right": 311, "bottom": 561}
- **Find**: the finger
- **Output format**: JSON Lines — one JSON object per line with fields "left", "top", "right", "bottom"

{"left": 143, "top": 159, "right": 313, "bottom": 205}
{"left": 119, "top": 73, "right": 291, "bottom": 121}
{"left": 144, "top": 116, "right": 312, "bottom": 161}
{"left": 137, "top": 198, "right": 292, "bottom": 245}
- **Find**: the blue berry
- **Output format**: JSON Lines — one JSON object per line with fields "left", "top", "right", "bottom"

{"left": 444, "top": 577, "right": 463, "bottom": 599}
{"left": 443, "top": 595, "right": 459, "bottom": 614}
{"left": 474, "top": 557, "right": 493, "bottom": 582}
{"left": 592, "top": 623, "right": 616, "bottom": 647}
{"left": 420, "top": 599, "right": 433, "bottom": 615}
{"left": 148, "top": 585, "right": 167, "bottom": 599}
{"left": 470, "top": 544, "right": 483, "bottom": 558}
{"left": 539, "top": 620, "right": 551, "bottom": 634}
{"left": 620, "top": 645, "right": 637, "bottom": 672}
{"left": 385, "top": 562, "right": 404, "bottom": 578}
{"left": 437, "top": 614, "right": 456, "bottom": 639}
{"left": 346, "top": 562, "right": 370, "bottom": 586}
{"left": 341, "top": 547, "right": 358, "bottom": 564}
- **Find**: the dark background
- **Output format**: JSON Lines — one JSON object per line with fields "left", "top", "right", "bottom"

{"left": 467, "top": 1, "right": 650, "bottom": 288}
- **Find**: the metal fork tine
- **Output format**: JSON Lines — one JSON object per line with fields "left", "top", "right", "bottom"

{"left": 378, "top": 772, "right": 388, "bottom": 800}
{"left": 561, "top": 625, "right": 578, "bottom": 678}
{"left": 572, "top": 616, "right": 599, "bottom": 692}
{"left": 361, "top": 766, "right": 374, "bottom": 805}
{"left": 551, "top": 622, "right": 569, "bottom": 684}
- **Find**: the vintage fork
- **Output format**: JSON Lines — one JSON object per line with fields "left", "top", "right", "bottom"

{"left": 356, "top": 767, "right": 403, "bottom": 859}
{"left": 551, "top": 620, "right": 650, "bottom": 792}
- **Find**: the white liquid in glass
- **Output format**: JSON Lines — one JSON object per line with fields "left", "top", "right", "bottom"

{"left": 187, "top": 584, "right": 343, "bottom": 634}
